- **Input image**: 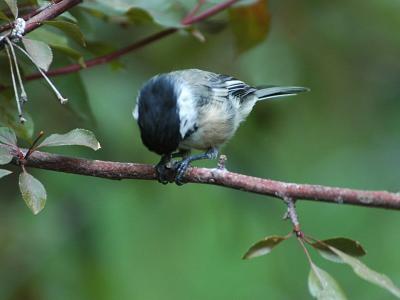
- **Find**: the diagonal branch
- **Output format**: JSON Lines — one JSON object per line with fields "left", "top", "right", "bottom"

{"left": 6, "top": 0, "right": 239, "bottom": 83}
{"left": 5, "top": 145, "right": 400, "bottom": 210}
{"left": 25, "top": 28, "right": 177, "bottom": 80}
{"left": 0, "top": 0, "right": 81, "bottom": 35}
{"left": 24, "top": 0, "right": 82, "bottom": 34}
{"left": 181, "top": 0, "right": 238, "bottom": 25}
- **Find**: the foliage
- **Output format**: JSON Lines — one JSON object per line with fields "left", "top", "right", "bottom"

{"left": 0, "top": 0, "right": 399, "bottom": 299}
{"left": 0, "top": 127, "right": 100, "bottom": 214}
{"left": 0, "top": 0, "right": 268, "bottom": 138}
{"left": 243, "top": 234, "right": 400, "bottom": 299}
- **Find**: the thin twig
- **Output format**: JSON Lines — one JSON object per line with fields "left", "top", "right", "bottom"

{"left": 23, "top": 0, "right": 82, "bottom": 35}
{"left": 2, "top": 145, "right": 400, "bottom": 210}
{"left": 181, "top": 0, "right": 237, "bottom": 25}
{"left": 0, "top": 0, "right": 79, "bottom": 37}
{"left": 1, "top": 0, "right": 239, "bottom": 84}
{"left": 24, "top": 130, "right": 44, "bottom": 160}
{"left": 24, "top": 28, "right": 177, "bottom": 80}
{"left": 283, "top": 197, "right": 302, "bottom": 237}
{"left": 181, "top": 0, "right": 207, "bottom": 24}
{"left": 4, "top": 44, "right": 23, "bottom": 118}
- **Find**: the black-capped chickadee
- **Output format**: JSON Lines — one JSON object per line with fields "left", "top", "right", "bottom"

{"left": 133, "top": 69, "right": 309, "bottom": 184}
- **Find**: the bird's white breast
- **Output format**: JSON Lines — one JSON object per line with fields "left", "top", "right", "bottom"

{"left": 179, "top": 99, "right": 236, "bottom": 150}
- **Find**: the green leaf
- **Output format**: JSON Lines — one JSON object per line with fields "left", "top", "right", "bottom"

{"left": 59, "top": 11, "right": 78, "bottom": 23}
{"left": 308, "top": 262, "right": 347, "bottom": 300}
{"left": 19, "top": 171, "right": 47, "bottom": 215}
{"left": 21, "top": 37, "right": 53, "bottom": 71}
{"left": 38, "top": 128, "right": 101, "bottom": 150}
{"left": 44, "top": 20, "right": 86, "bottom": 46}
{"left": 0, "top": 126, "right": 17, "bottom": 146}
{"left": 53, "top": 73, "right": 95, "bottom": 123}
{"left": 0, "top": 10, "right": 10, "bottom": 21}
{"left": 4, "top": 0, "right": 17, "bottom": 18}
{"left": 0, "top": 146, "right": 12, "bottom": 164}
{"left": 329, "top": 247, "right": 400, "bottom": 298}
{"left": 125, "top": 7, "right": 154, "bottom": 25}
{"left": 310, "top": 238, "right": 366, "bottom": 263}
{"left": 36, "top": 0, "right": 49, "bottom": 7}
{"left": 0, "top": 94, "right": 34, "bottom": 141}
{"left": 81, "top": 1, "right": 184, "bottom": 27}
{"left": 84, "top": 41, "right": 116, "bottom": 56}
{"left": 243, "top": 235, "right": 288, "bottom": 259}
{"left": 27, "top": 27, "right": 84, "bottom": 62}
{"left": 229, "top": 0, "right": 270, "bottom": 54}
{"left": 85, "top": 41, "right": 124, "bottom": 70}
{"left": 78, "top": 6, "right": 110, "bottom": 22}
{"left": 206, "top": 0, "right": 258, "bottom": 4}
{"left": 0, "top": 169, "right": 12, "bottom": 179}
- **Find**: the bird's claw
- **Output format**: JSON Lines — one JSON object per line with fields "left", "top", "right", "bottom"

{"left": 174, "top": 159, "right": 191, "bottom": 185}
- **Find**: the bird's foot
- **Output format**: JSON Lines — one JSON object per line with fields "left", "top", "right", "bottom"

{"left": 174, "top": 158, "right": 192, "bottom": 186}
{"left": 155, "top": 155, "right": 174, "bottom": 184}
{"left": 173, "top": 148, "right": 219, "bottom": 186}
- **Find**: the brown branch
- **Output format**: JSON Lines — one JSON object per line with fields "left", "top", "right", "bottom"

{"left": 0, "top": 0, "right": 80, "bottom": 33}
{"left": 6, "top": 146, "right": 400, "bottom": 210}
{"left": 25, "top": 28, "right": 177, "bottom": 80}
{"left": 2, "top": 1, "right": 399, "bottom": 211}
{"left": 181, "top": 0, "right": 237, "bottom": 25}
{"left": 24, "top": 0, "right": 82, "bottom": 34}
{"left": 19, "top": 0, "right": 239, "bottom": 81}
{"left": 181, "top": 0, "right": 207, "bottom": 25}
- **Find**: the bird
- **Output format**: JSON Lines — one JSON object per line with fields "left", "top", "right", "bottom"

{"left": 133, "top": 69, "right": 309, "bottom": 185}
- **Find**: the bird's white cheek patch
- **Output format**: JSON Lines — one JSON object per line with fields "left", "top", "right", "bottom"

{"left": 132, "top": 104, "right": 139, "bottom": 120}
{"left": 177, "top": 86, "right": 197, "bottom": 138}
{"left": 133, "top": 94, "right": 140, "bottom": 120}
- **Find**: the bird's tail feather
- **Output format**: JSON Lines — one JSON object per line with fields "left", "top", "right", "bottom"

{"left": 255, "top": 86, "right": 309, "bottom": 101}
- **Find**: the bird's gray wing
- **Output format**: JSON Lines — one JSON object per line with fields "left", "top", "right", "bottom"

{"left": 208, "top": 73, "right": 257, "bottom": 101}
{"left": 172, "top": 69, "right": 257, "bottom": 103}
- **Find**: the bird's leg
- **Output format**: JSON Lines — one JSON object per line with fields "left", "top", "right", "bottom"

{"left": 171, "top": 149, "right": 190, "bottom": 159}
{"left": 155, "top": 150, "right": 191, "bottom": 184}
{"left": 174, "top": 147, "right": 219, "bottom": 185}
{"left": 155, "top": 154, "right": 172, "bottom": 184}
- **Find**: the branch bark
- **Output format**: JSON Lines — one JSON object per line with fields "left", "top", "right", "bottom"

{"left": 6, "top": 146, "right": 400, "bottom": 211}
{"left": 2, "top": 0, "right": 239, "bottom": 83}
{"left": 25, "top": 28, "right": 177, "bottom": 80}
{"left": 0, "top": 0, "right": 81, "bottom": 34}
{"left": 24, "top": 0, "right": 82, "bottom": 34}
{"left": 4, "top": 2, "right": 398, "bottom": 210}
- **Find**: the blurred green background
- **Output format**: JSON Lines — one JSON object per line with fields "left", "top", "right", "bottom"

{"left": 1, "top": 0, "right": 400, "bottom": 299}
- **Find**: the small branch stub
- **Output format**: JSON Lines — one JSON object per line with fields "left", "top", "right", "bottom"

{"left": 283, "top": 197, "right": 303, "bottom": 237}
{"left": 217, "top": 154, "right": 227, "bottom": 170}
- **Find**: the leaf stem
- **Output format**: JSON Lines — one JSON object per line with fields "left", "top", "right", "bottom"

{"left": 4, "top": 43, "right": 23, "bottom": 119}
{"left": 24, "top": 130, "right": 44, "bottom": 160}
{"left": 298, "top": 237, "right": 313, "bottom": 265}
{"left": 5, "top": 38, "right": 28, "bottom": 105}
{"left": 1, "top": 0, "right": 239, "bottom": 83}
{"left": 12, "top": 42, "right": 68, "bottom": 104}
